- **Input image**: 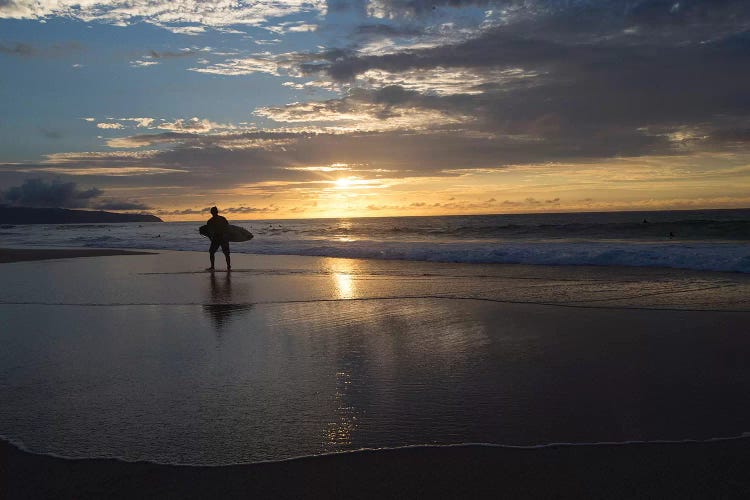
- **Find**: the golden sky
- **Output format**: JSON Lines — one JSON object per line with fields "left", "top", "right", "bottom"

{"left": 2, "top": 1, "right": 750, "bottom": 220}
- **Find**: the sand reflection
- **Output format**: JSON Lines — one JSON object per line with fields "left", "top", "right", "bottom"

{"left": 329, "top": 259, "right": 357, "bottom": 299}
{"left": 203, "top": 272, "right": 252, "bottom": 332}
{"left": 324, "top": 369, "right": 358, "bottom": 450}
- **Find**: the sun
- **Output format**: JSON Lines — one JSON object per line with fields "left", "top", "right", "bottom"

{"left": 334, "top": 177, "right": 355, "bottom": 189}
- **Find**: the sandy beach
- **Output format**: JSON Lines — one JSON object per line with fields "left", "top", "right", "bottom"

{"left": 1, "top": 248, "right": 750, "bottom": 498}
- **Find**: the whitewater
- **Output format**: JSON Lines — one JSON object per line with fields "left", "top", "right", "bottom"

{"left": 1, "top": 209, "right": 749, "bottom": 273}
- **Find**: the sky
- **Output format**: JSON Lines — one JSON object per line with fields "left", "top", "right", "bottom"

{"left": 1, "top": 0, "right": 750, "bottom": 220}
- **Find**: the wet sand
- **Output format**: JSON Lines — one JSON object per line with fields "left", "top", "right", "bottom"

{"left": 2, "top": 248, "right": 750, "bottom": 497}
{"left": 2, "top": 437, "right": 750, "bottom": 499}
{"left": 0, "top": 247, "right": 153, "bottom": 263}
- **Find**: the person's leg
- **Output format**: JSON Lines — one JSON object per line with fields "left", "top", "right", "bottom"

{"left": 208, "top": 240, "right": 219, "bottom": 270}
{"left": 222, "top": 240, "right": 231, "bottom": 270}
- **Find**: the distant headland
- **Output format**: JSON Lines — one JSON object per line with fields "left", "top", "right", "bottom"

{"left": 0, "top": 206, "right": 162, "bottom": 224}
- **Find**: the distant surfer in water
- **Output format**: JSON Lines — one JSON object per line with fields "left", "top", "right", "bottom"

{"left": 206, "top": 206, "right": 231, "bottom": 272}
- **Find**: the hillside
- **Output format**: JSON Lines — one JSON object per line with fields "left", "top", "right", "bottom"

{"left": 0, "top": 206, "right": 162, "bottom": 224}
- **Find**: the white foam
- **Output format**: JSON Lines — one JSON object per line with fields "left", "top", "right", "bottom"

{"left": 4, "top": 433, "right": 750, "bottom": 467}
{"left": 4, "top": 222, "right": 749, "bottom": 273}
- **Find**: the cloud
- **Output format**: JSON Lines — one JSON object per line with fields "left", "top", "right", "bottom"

{"left": 0, "top": 41, "right": 82, "bottom": 57}
{"left": 130, "top": 59, "right": 160, "bottom": 67}
{"left": 89, "top": 116, "right": 233, "bottom": 136}
{"left": 148, "top": 49, "right": 197, "bottom": 59}
{"left": 4, "top": 0, "right": 750, "bottom": 214}
{"left": 97, "top": 122, "right": 124, "bottom": 129}
{"left": 162, "top": 26, "right": 206, "bottom": 35}
{"left": 366, "top": 0, "right": 492, "bottom": 18}
{"left": 39, "top": 128, "right": 62, "bottom": 139}
{"left": 501, "top": 197, "right": 560, "bottom": 207}
{"left": 255, "top": 86, "right": 474, "bottom": 131}
{"left": 220, "top": 205, "right": 279, "bottom": 214}
{"left": 155, "top": 117, "right": 233, "bottom": 133}
{"left": 129, "top": 48, "right": 201, "bottom": 67}
{"left": 85, "top": 126, "right": 663, "bottom": 183}
{"left": 0, "top": 0, "right": 328, "bottom": 31}
{"left": 120, "top": 117, "right": 156, "bottom": 128}
{"left": 352, "top": 23, "right": 423, "bottom": 39}
{"left": 286, "top": 23, "right": 318, "bottom": 33}
{"left": 358, "top": 67, "right": 539, "bottom": 96}
{"left": 363, "top": 194, "right": 563, "bottom": 213}
{"left": 157, "top": 207, "right": 207, "bottom": 216}
{"left": 0, "top": 178, "right": 153, "bottom": 211}
{"left": 0, "top": 41, "right": 35, "bottom": 56}
{"left": 157, "top": 205, "right": 277, "bottom": 216}
{"left": 21, "top": 167, "right": 187, "bottom": 176}
{"left": 187, "top": 50, "right": 317, "bottom": 77}
{"left": 270, "top": 2, "right": 750, "bottom": 168}
{"left": 188, "top": 56, "right": 280, "bottom": 76}
{"left": 1, "top": 178, "right": 102, "bottom": 208}
{"left": 104, "top": 130, "right": 304, "bottom": 149}
{"left": 41, "top": 150, "right": 160, "bottom": 165}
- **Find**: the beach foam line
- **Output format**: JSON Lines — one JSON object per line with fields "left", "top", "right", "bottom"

{"left": 2, "top": 294, "right": 749, "bottom": 312}
{"left": 3, "top": 432, "right": 750, "bottom": 467}
{"left": 136, "top": 269, "right": 665, "bottom": 283}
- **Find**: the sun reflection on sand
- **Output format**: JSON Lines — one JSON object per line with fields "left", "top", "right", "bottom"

{"left": 334, "top": 272, "right": 354, "bottom": 299}
{"left": 329, "top": 258, "right": 357, "bottom": 299}
{"left": 324, "top": 370, "right": 358, "bottom": 450}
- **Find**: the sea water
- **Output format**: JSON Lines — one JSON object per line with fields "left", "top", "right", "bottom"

{"left": 1, "top": 208, "right": 749, "bottom": 272}
{"left": 1, "top": 211, "right": 750, "bottom": 465}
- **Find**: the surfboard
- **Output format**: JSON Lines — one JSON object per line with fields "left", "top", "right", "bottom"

{"left": 199, "top": 224, "right": 254, "bottom": 242}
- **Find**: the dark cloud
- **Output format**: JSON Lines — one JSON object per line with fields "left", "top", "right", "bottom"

{"left": 0, "top": 178, "right": 151, "bottom": 211}
{"left": 158, "top": 205, "right": 277, "bottom": 216}
{"left": 157, "top": 208, "right": 206, "bottom": 216}
{"left": 0, "top": 41, "right": 83, "bottom": 57}
{"left": 50, "top": 125, "right": 667, "bottom": 193}
{"left": 351, "top": 23, "right": 423, "bottom": 38}
{"left": 4, "top": 1, "right": 749, "bottom": 199}
{"left": 370, "top": 0, "right": 492, "bottom": 17}
{"left": 39, "top": 128, "right": 63, "bottom": 139}
{"left": 326, "top": 0, "right": 366, "bottom": 12}
{"left": 288, "top": 2, "right": 750, "bottom": 166}
{"left": 94, "top": 200, "right": 152, "bottom": 210}
{"left": 220, "top": 205, "right": 279, "bottom": 214}
{"left": 1, "top": 179, "right": 102, "bottom": 208}
{"left": 625, "top": 0, "right": 750, "bottom": 27}
{"left": 0, "top": 42, "right": 34, "bottom": 56}
{"left": 111, "top": 130, "right": 303, "bottom": 148}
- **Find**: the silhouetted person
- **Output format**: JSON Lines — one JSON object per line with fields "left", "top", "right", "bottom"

{"left": 206, "top": 206, "right": 231, "bottom": 271}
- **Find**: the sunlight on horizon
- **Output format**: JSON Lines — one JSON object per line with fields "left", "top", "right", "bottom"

{"left": 5, "top": 3, "right": 748, "bottom": 220}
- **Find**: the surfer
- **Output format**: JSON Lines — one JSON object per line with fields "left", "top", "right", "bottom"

{"left": 206, "top": 206, "right": 231, "bottom": 272}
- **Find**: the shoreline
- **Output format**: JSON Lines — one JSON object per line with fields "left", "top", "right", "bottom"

{"left": 2, "top": 436, "right": 750, "bottom": 498}
{"left": 0, "top": 247, "right": 155, "bottom": 264}
{"left": 1, "top": 247, "right": 748, "bottom": 312}
{"left": 2, "top": 249, "right": 750, "bottom": 497}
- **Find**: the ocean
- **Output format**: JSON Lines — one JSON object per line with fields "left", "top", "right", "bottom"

{"left": 2, "top": 209, "right": 750, "bottom": 465}
{"left": 2, "top": 208, "right": 750, "bottom": 273}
